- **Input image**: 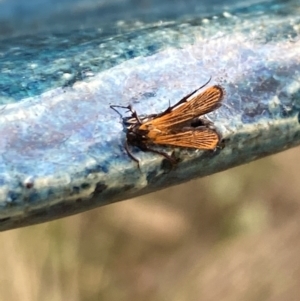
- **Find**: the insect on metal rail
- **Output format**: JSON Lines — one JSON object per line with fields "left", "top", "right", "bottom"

{"left": 111, "top": 79, "right": 224, "bottom": 168}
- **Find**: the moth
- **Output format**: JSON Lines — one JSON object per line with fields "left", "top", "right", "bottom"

{"left": 111, "top": 79, "right": 224, "bottom": 167}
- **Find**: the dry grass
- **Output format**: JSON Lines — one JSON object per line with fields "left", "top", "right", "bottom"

{"left": 1, "top": 147, "right": 300, "bottom": 301}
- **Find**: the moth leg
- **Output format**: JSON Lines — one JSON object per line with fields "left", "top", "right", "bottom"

{"left": 151, "top": 149, "right": 178, "bottom": 165}
{"left": 216, "top": 137, "right": 225, "bottom": 150}
{"left": 110, "top": 104, "right": 143, "bottom": 125}
{"left": 126, "top": 105, "right": 143, "bottom": 125}
{"left": 125, "top": 140, "right": 141, "bottom": 170}
{"left": 110, "top": 105, "right": 130, "bottom": 110}
{"left": 110, "top": 104, "right": 130, "bottom": 118}
{"left": 140, "top": 145, "right": 178, "bottom": 165}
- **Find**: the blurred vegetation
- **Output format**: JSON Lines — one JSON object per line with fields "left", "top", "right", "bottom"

{"left": 1, "top": 147, "right": 300, "bottom": 301}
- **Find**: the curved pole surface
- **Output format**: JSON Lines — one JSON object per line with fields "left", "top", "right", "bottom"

{"left": 0, "top": 0, "right": 299, "bottom": 231}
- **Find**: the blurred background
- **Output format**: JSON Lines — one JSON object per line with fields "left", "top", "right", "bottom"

{"left": 0, "top": 0, "right": 269, "bottom": 36}
{"left": 1, "top": 0, "right": 300, "bottom": 300}
{"left": 1, "top": 149, "right": 300, "bottom": 300}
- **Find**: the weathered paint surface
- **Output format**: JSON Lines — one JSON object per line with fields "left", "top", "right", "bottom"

{"left": 0, "top": 0, "right": 299, "bottom": 230}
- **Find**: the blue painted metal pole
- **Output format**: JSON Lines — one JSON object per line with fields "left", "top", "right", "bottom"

{"left": 0, "top": 0, "right": 299, "bottom": 231}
